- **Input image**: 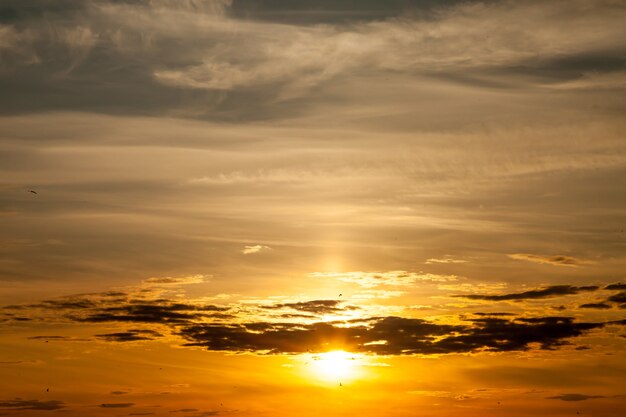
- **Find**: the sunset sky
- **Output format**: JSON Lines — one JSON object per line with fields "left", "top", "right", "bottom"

{"left": 1, "top": 1, "right": 626, "bottom": 416}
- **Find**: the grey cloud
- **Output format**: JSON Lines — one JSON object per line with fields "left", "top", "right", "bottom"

{"left": 0, "top": 0, "right": 624, "bottom": 121}
{"left": 100, "top": 402, "right": 135, "bottom": 408}
{"left": 546, "top": 393, "right": 605, "bottom": 402}
{"left": 0, "top": 399, "right": 65, "bottom": 411}
{"left": 77, "top": 302, "right": 230, "bottom": 324}
{"left": 472, "top": 312, "right": 515, "bottom": 317}
{"left": 454, "top": 285, "right": 599, "bottom": 301}
{"left": 95, "top": 329, "right": 163, "bottom": 342}
{"left": 3, "top": 290, "right": 625, "bottom": 356}
{"left": 507, "top": 254, "right": 593, "bottom": 267}
{"left": 179, "top": 315, "right": 608, "bottom": 355}
{"left": 5, "top": 292, "right": 231, "bottom": 324}
{"left": 228, "top": 0, "right": 479, "bottom": 24}
{"left": 579, "top": 303, "right": 612, "bottom": 310}
{"left": 606, "top": 283, "right": 626, "bottom": 290}
{"left": 607, "top": 292, "right": 626, "bottom": 304}
{"left": 262, "top": 299, "right": 358, "bottom": 314}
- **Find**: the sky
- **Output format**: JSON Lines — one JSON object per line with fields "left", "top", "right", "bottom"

{"left": 0, "top": 0, "right": 625, "bottom": 416}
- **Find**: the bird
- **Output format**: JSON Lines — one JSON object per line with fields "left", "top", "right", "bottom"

{"left": 338, "top": 294, "right": 342, "bottom": 297}
{"left": 46, "top": 388, "right": 49, "bottom": 392}
{"left": 28, "top": 190, "right": 37, "bottom": 194}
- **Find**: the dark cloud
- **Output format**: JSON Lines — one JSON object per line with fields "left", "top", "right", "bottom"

{"left": 607, "top": 292, "right": 626, "bottom": 304}
{"left": 179, "top": 315, "right": 607, "bottom": 355}
{"left": 6, "top": 293, "right": 231, "bottom": 325}
{"left": 0, "top": 0, "right": 623, "bottom": 124}
{"left": 262, "top": 299, "right": 358, "bottom": 314}
{"left": 100, "top": 403, "right": 135, "bottom": 408}
{"left": 472, "top": 312, "right": 516, "bottom": 317}
{"left": 95, "top": 329, "right": 163, "bottom": 342}
{"left": 605, "top": 283, "right": 626, "bottom": 290}
{"left": 101, "top": 291, "right": 128, "bottom": 297}
{"left": 507, "top": 254, "right": 593, "bottom": 267}
{"left": 228, "top": 0, "right": 478, "bottom": 24}
{"left": 507, "top": 51, "right": 626, "bottom": 83}
{"left": 0, "top": 0, "right": 86, "bottom": 23}
{"left": 546, "top": 393, "right": 605, "bottom": 402}
{"left": 76, "top": 301, "right": 230, "bottom": 324}
{"left": 5, "top": 291, "right": 625, "bottom": 356}
{"left": 454, "top": 285, "right": 599, "bottom": 301}
{"left": 0, "top": 399, "right": 65, "bottom": 411}
{"left": 579, "top": 303, "right": 612, "bottom": 310}
{"left": 34, "top": 299, "right": 98, "bottom": 309}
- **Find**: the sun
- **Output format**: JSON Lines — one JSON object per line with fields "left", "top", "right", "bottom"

{"left": 308, "top": 350, "right": 362, "bottom": 383}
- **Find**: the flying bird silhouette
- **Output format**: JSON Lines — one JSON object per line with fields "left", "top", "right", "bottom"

{"left": 28, "top": 190, "right": 37, "bottom": 194}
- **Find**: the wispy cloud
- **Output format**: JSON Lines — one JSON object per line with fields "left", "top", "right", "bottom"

{"left": 425, "top": 256, "right": 468, "bottom": 264}
{"left": 508, "top": 254, "right": 594, "bottom": 267}
{"left": 546, "top": 393, "right": 605, "bottom": 402}
{"left": 0, "top": 399, "right": 65, "bottom": 411}
{"left": 143, "top": 275, "right": 209, "bottom": 286}
{"left": 454, "top": 285, "right": 599, "bottom": 301}
{"left": 310, "top": 271, "right": 458, "bottom": 288}
{"left": 242, "top": 245, "right": 271, "bottom": 254}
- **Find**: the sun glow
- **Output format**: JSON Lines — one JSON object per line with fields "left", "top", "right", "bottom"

{"left": 308, "top": 350, "right": 363, "bottom": 382}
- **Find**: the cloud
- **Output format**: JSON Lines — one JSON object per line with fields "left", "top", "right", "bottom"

{"left": 605, "top": 283, "right": 626, "bottom": 290}
{"left": 546, "top": 393, "right": 605, "bottom": 402}
{"left": 579, "top": 303, "right": 612, "bottom": 310}
{"left": 425, "top": 256, "right": 467, "bottom": 264}
{"left": 261, "top": 299, "right": 358, "bottom": 314}
{"left": 100, "top": 402, "right": 134, "bottom": 408}
{"left": 77, "top": 301, "right": 230, "bottom": 324}
{"left": 179, "top": 315, "right": 608, "bottom": 355}
{"left": 95, "top": 329, "right": 163, "bottom": 342}
{"left": 6, "top": 290, "right": 232, "bottom": 325}
{"left": 310, "top": 271, "right": 457, "bottom": 288}
{"left": 507, "top": 254, "right": 594, "bottom": 267}
{"left": 607, "top": 292, "right": 626, "bottom": 305}
{"left": 0, "top": 360, "right": 42, "bottom": 366}
{"left": 0, "top": 399, "right": 65, "bottom": 411}
{"left": 0, "top": 0, "right": 623, "bottom": 120}
{"left": 143, "top": 275, "right": 208, "bottom": 286}
{"left": 4, "top": 282, "right": 626, "bottom": 356}
{"left": 242, "top": 245, "right": 271, "bottom": 254}
{"left": 454, "top": 285, "right": 599, "bottom": 301}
